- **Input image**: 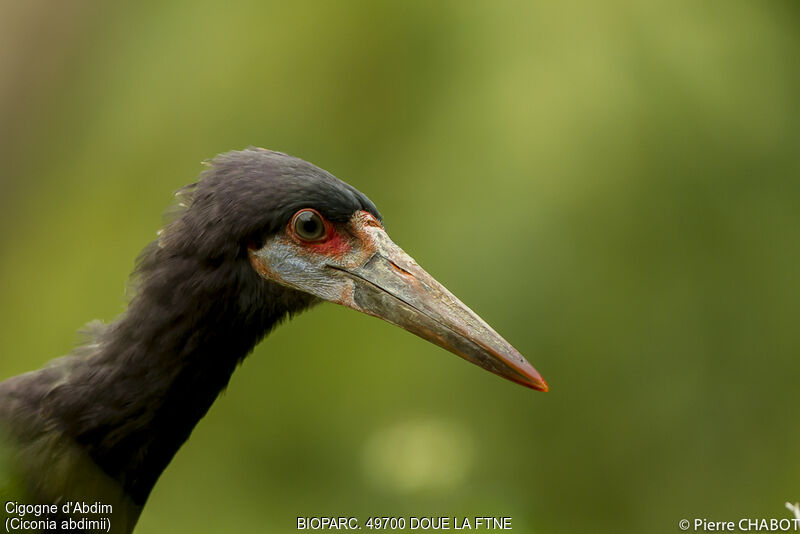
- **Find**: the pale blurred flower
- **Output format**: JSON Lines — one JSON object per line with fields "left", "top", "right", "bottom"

{"left": 362, "top": 418, "right": 475, "bottom": 493}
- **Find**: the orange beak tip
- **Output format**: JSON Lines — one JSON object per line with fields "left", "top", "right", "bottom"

{"left": 529, "top": 376, "right": 549, "bottom": 392}
{"left": 523, "top": 368, "right": 549, "bottom": 392}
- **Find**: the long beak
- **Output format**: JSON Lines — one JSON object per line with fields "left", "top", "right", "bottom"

{"left": 330, "top": 225, "right": 548, "bottom": 392}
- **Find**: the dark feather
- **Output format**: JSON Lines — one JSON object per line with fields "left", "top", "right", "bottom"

{"left": 0, "top": 148, "right": 378, "bottom": 531}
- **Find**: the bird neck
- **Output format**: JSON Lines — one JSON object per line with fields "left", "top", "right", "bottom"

{"left": 47, "top": 249, "right": 312, "bottom": 506}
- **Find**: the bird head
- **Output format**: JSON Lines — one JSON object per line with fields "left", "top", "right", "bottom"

{"left": 174, "top": 148, "right": 548, "bottom": 391}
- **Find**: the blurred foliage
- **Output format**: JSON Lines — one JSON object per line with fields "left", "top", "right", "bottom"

{"left": 1, "top": 1, "right": 799, "bottom": 533}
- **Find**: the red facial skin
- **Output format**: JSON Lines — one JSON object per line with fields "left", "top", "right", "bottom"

{"left": 288, "top": 209, "right": 383, "bottom": 260}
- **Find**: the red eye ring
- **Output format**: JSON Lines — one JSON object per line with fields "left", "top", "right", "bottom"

{"left": 289, "top": 208, "right": 331, "bottom": 243}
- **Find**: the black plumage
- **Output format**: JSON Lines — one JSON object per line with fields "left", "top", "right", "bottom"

{"left": 0, "top": 148, "right": 546, "bottom": 533}
{"left": 1, "top": 149, "right": 374, "bottom": 503}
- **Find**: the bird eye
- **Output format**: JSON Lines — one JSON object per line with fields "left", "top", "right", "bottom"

{"left": 291, "top": 209, "right": 327, "bottom": 242}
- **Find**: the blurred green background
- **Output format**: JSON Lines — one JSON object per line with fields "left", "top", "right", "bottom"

{"left": 1, "top": 1, "right": 799, "bottom": 532}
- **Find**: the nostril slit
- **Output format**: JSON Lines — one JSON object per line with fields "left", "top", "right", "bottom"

{"left": 388, "top": 259, "right": 413, "bottom": 277}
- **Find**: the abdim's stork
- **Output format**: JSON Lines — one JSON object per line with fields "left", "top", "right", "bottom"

{"left": 0, "top": 148, "right": 547, "bottom": 532}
